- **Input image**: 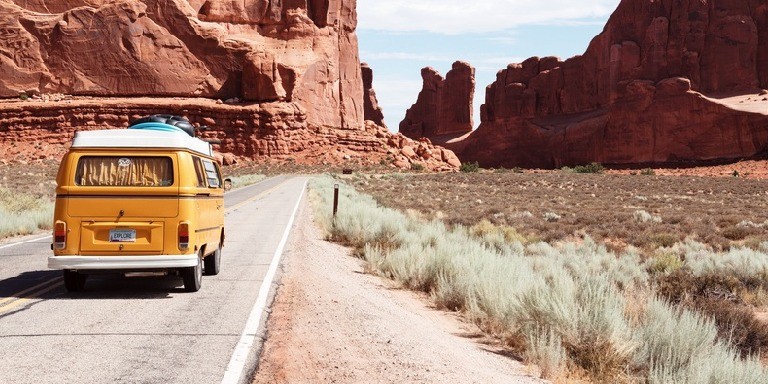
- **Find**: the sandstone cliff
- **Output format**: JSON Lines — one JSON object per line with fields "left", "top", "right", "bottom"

{"left": 0, "top": 97, "right": 461, "bottom": 171}
{"left": 0, "top": 0, "right": 363, "bottom": 130}
{"left": 0, "top": 0, "right": 461, "bottom": 170}
{"left": 399, "top": 61, "right": 474, "bottom": 140}
{"left": 461, "top": 0, "right": 768, "bottom": 168}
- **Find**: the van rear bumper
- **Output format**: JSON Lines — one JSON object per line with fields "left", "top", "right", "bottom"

{"left": 48, "top": 255, "right": 198, "bottom": 270}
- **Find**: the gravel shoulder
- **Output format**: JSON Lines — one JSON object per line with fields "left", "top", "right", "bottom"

{"left": 252, "top": 201, "right": 543, "bottom": 384}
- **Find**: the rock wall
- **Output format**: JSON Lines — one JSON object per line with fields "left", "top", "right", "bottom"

{"left": 0, "top": 98, "right": 460, "bottom": 171}
{"left": 0, "top": 0, "right": 363, "bottom": 130}
{"left": 460, "top": 0, "right": 768, "bottom": 168}
{"left": 361, "top": 62, "right": 385, "bottom": 128}
{"left": 399, "top": 61, "right": 474, "bottom": 140}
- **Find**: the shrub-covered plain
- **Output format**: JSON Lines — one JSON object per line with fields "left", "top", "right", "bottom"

{"left": 310, "top": 175, "right": 768, "bottom": 382}
{"left": 351, "top": 172, "right": 768, "bottom": 253}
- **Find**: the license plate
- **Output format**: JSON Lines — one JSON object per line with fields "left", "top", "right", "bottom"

{"left": 109, "top": 229, "right": 136, "bottom": 243}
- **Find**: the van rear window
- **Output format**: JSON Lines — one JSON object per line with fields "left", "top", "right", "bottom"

{"left": 75, "top": 156, "right": 174, "bottom": 187}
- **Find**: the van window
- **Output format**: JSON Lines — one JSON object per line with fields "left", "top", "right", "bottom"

{"left": 193, "top": 157, "right": 207, "bottom": 188}
{"left": 202, "top": 159, "right": 221, "bottom": 188}
{"left": 75, "top": 156, "right": 174, "bottom": 187}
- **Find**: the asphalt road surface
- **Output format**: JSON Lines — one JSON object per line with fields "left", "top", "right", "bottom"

{"left": 0, "top": 176, "right": 308, "bottom": 384}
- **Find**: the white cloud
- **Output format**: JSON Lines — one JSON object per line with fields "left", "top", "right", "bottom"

{"left": 358, "top": 0, "right": 619, "bottom": 34}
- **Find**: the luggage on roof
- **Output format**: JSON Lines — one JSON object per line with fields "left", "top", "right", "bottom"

{"left": 130, "top": 115, "right": 196, "bottom": 137}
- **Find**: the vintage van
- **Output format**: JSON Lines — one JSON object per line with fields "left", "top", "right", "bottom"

{"left": 49, "top": 115, "right": 225, "bottom": 293}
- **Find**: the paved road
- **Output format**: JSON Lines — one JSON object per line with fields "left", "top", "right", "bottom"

{"left": 0, "top": 176, "right": 308, "bottom": 384}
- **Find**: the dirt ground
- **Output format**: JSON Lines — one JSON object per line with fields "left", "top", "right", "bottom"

{"left": 252, "top": 202, "right": 544, "bottom": 384}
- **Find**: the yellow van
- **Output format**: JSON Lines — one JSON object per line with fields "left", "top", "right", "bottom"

{"left": 49, "top": 115, "right": 225, "bottom": 293}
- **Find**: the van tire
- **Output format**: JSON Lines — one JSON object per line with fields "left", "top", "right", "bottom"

{"left": 203, "top": 247, "right": 221, "bottom": 276}
{"left": 63, "top": 270, "right": 87, "bottom": 292}
{"left": 182, "top": 257, "right": 202, "bottom": 292}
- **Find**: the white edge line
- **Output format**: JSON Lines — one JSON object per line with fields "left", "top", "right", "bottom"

{"left": 0, "top": 235, "right": 53, "bottom": 251}
{"left": 220, "top": 178, "right": 308, "bottom": 384}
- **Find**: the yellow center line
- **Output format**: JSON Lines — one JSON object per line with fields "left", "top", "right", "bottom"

{"left": 0, "top": 278, "right": 63, "bottom": 307}
{"left": 0, "top": 179, "right": 291, "bottom": 314}
{"left": 0, "top": 281, "right": 64, "bottom": 315}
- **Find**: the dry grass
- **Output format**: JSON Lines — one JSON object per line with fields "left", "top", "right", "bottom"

{"left": 351, "top": 171, "right": 768, "bottom": 255}
{"left": 0, "top": 162, "right": 57, "bottom": 239}
{"left": 309, "top": 175, "right": 768, "bottom": 383}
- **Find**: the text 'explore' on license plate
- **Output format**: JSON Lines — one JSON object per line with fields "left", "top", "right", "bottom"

{"left": 109, "top": 229, "right": 136, "bottom": 243}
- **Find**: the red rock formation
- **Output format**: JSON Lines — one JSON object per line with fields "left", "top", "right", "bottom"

{"left": 0, "top": 97, "right": 460, "bottom": 171}
{"left": 0, "top": 0, "right": 363, "bottom": 130}
{"left": 399, "top": 61, "right": 474, "bottom": 140}
{"left": 459, "top": 0, "right": 768, "bottom": 168}
{"left": 361, "top": 62, "right": 385, "bottom": 128}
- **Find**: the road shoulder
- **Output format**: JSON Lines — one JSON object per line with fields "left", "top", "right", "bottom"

{"left": 252, "top": 200, "right": 543, "bottom": 383}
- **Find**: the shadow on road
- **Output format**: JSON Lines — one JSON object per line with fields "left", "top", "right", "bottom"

{"left": 0, "top": 270, "right": 189, "bottom": 301}
{"left": 0, "top": 270, "right": 60, "bottom": 298}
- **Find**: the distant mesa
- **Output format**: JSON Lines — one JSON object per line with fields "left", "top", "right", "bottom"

{"left": 399, "top": 0, "right": 768, "bottom": 168}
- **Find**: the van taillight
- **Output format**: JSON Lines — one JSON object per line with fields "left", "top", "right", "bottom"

{"left": 179, "top": 222, "right": 190, "bottom": 250}
{"left": 54, "top": 221, "right": 67, "bottom": 249}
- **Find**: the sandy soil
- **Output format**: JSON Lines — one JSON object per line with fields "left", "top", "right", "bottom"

{"left": 604, "top": 158, "right": 768, "bottom": 179}
{"left": 252, "top": 202, "right": 543, "bottom": 384}
{"left": 705, "top": 90, "right": 768, "bottom": 115}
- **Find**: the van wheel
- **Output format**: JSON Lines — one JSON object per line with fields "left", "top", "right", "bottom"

{"left": 63, "top": 270, "right": 87, "bottom": 292}
{"left": 182, "top": 256, "right": 202, "bottom": 292}
{"left": 203, "top": 248, "right": 221, "bottom": 276}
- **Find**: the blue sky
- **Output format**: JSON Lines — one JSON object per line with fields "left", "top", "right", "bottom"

{"left": 356, "top": 0, "right": 621, "bottom": 130}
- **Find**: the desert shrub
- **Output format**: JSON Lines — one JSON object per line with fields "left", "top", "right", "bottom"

{"left": 469, "top": 219, "right": 528, "bottom": 246}
{"left": 634, "top": 210, "right": 662, "bottom": 224}
{"left": 696, "top": 298, "right": 768, "bottom": 358}
{"left": 722, "top": 225, "right": 761, "bottom": 241}
{"left": 636, "top": 232, "right": 679, "bottom": 249}
{"left": 543, "top": 212, "right": 561, "bottom": 222}
{"left": 459, "top": 161, "right": 480, "bottom": 173}
{"left": 18, "top": 92, "right": 28, "bottom": 100}
{"left": 525, "top": 328, "right": 567, "bottom": 380}
{"left": 0, "top": 187, "right": 54, "bottom": 238}
{"left": 572, "top": 162, "right": 605, "bottom": 174}
{"left": 684, "top": 246, "right": 768, "bottom": 287}
{"left": 656, "top": 268, "right": 768, "bottom": 358}
{"left": 646, "top": 252, "right": 683, "bottom": 276}
{"left": 635, "top": 298, "right": 768, "bottom": 383}
{"left": 640, "top": 168, "right": 656, "bottom": 176}
{"left": 309, "top": 176, "right": 768, "bottom": 382}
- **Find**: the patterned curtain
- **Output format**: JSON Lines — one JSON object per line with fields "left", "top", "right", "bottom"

{"left": 75, "top": 157, "right": 173, "bottom": 187}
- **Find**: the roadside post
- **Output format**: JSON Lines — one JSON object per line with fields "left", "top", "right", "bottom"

{"left": 333, "top": 184, "right": 339, "bottom": 217}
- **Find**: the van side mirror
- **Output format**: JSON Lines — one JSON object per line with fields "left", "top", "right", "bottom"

{"left": 224, "top": 178, "right": 232, "bottom": 191}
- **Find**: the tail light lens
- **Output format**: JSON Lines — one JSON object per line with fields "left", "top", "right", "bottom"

{"left": 54, "top": 221, "right": 67, "bottom": 249}
{"left": 179, "top": 222, "right": 190, "bottom": 250}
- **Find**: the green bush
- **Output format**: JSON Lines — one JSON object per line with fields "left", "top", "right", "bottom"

{"left": 641, "top": 168, "right": 656, "bottom": 176}
{"left": 573, "top": 162, "right": 605, "bottom": 174}
{"left": 411, "top": 163, "right": 425, "bottom": 172}
{"left": 459, "top": 161, "right": 480, "bottom": 173}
